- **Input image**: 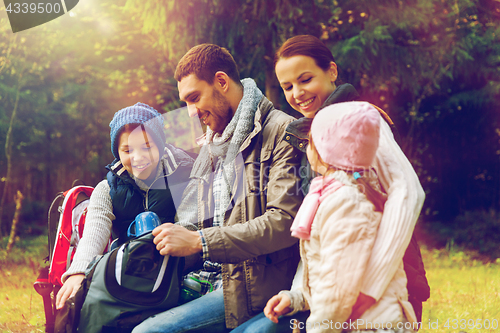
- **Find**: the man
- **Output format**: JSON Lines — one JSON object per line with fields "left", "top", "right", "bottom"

{"left": 132, "top": 44, "right": 303, "bottom": 332}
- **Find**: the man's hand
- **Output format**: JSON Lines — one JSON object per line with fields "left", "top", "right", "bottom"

{"left": 264, "top": 293, "right": 292, "bottom": 323}
{"left": 56, "top": 274, "right": 85, "bottom": 310}
{"left": 152, "top": 223, "right": 202, "bottom": 257}
{"left": 348, "top": 293, "right": 376, "bottom": 321}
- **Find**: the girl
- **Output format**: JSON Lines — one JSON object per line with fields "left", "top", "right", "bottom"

{"left": 265, "top": 101, "right": 417, "bottom": 333}
{"left": 55, "top": 102, "right": 193, "bottom": 309}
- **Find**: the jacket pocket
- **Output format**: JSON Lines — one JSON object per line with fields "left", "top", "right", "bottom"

{"left": 254, "top": 247, "right": 296, "bottom": 266}
{"left": 244, "top": 160, "right": 261, "bottom": 193}
{"left": 246, "top": 245, "right": 299, "bottom": 313}
{"left": 244, "top": 148, "right": 271, "bottom": 194}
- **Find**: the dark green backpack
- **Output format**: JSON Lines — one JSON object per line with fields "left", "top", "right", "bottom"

{"left": 56, "top": 231, "right": 183, "bottom": 333}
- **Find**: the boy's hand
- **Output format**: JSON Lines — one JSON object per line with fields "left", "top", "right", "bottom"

{"left": 264, "top": 293, "right": 292, "bottom": 323}
{"left": 153, "top": 223, "right": 202, "bottom": 257}
{"left": 56, "top": 274, "right": 85, "bottom": 310}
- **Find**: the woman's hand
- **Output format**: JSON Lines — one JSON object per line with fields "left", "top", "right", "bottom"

{"left": 264, "top": 293, "right": 292, "bottom": 323}
{"left": 55, "top": 274, "right": 85, "bottom": 310}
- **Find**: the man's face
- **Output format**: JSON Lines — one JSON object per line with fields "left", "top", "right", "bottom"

{"left": 178, "top": 74, "right": 233, "bottom": 134}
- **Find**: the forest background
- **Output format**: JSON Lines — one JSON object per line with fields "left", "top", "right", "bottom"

{"left": 0, "top": 0, "right": 500, "bottom": 260}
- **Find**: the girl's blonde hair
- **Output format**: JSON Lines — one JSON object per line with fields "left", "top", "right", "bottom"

{"left": 308, "top": 134, "right": 387, "bottom": 211}
{"left": 308, "top": 132, "right": 336, "bottom": 177}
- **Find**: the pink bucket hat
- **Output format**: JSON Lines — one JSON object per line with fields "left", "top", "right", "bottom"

{"left": 311, "top": 101, "right": 381, "bottom": 170}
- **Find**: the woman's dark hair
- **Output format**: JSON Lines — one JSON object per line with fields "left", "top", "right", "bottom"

{"left": 274, "top": 35, "right": 335, "bottom": 72}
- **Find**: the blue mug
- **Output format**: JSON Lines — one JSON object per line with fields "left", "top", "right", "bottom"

{"left": 127, "top": 211, "right": 161, "bottom": 238}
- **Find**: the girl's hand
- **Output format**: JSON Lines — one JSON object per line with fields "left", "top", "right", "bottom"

{"left": 348, "top": 292, "right": 376, "bottom": 321}
{"left": 264, "top": 293, "right": 292, "bottom": 323}
{"left": 55, "top": 274, "right": 85, "bottom": 310}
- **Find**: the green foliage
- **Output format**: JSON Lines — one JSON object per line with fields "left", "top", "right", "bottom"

{"left": 421, "top": 241, "right": 500, "bottom": 267}
{"left": 452, "top": 210, "right": 500, "bottom": 258}
{"left": 328, "top": 0, "right": 500, "bottom": 98}
{"left": 17, "top": 200, "right": 48, "bottom": 236}
{"left": 0, "top": 235, "right": 48, "bottom": 266}
{"left": 122, "top": 0, "right": 341, "bottom": 105}
{"left": 318, "top": 0, "right": 500, "bottom": 222}
{"left": 415, "top": 85, "right": 500, "bottom": 219}
{"left": 0, "top": 0, "right": 500, "bottom": 241}
{"left": 0, "top": 0, "right": 173, "bottom": 235}
{"left": 422, "top": 210, "right": 500, "bottom": 260}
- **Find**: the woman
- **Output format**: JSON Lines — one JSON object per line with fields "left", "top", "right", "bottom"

{"left": 231, "top": 35, "right": 428, "bottom": 332}
{"left": 275, "top": 35, "right": 360, "bottom": 195}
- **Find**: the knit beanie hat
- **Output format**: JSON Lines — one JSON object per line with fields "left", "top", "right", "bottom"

{"left": 109, "top": 102, "right": 166, "bottom": 159}
{"left": 310, "top": 101, "right": 380, "bottom": 171}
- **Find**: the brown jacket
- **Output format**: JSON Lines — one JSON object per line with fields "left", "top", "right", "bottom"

{"left": 199, "top": 97, "right": 303, "bottom": 328}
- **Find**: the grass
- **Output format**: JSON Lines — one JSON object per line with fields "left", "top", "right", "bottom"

{"left": 0, "top": 268, "right": 46, "bottom": 333}
{"left": 0, "top": 235, "right": 499, "bottom": 332}
{"left": 0, "top": 236, "right": 48, "bottom": 333}
{"left": 419, "top": 247, "right": 500, "bottom": 333}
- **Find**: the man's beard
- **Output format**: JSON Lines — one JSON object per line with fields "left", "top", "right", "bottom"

{"left": 211, "top": 89, "right": 233, "bottom": 135}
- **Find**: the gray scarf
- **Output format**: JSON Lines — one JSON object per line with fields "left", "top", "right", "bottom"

{"left": 177, "top": 78, "right": 263, "bottom": 227}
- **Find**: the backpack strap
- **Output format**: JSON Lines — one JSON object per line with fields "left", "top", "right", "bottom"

{"left": 370, "top": 104, "right": 402, "bottom": 145}
{"left": 75, "top": 191, "right": 90, "bottom": 208}
{"left": 48, "top": 193, "right": 65, "bottom": 262}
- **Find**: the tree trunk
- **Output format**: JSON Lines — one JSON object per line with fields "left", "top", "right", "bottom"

{"left": 0, "top": 76, "right": 22, "bottom": 237}
{"left": 262, "top": 14, "right": 281, "bottom": 109}
{"left": 265, "top": 67, "right": 281, "bottom": 109}
{"left": 6, "top": 191, "right": 23, "bottom": 254}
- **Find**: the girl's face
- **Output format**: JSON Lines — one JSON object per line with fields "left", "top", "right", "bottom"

{"left": 118, "top": 127, "right": 160, "bottom": 181}
{"left": 275, "top": 55, "right": 337, "bottom": 118}
{"left": 306, "top": 142, "right": 328, "bottom": 175}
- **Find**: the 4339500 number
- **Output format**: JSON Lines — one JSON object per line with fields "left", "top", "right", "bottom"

{"left": 443, "top": 318, "right": 498, "bottom": 330}
{"left": 6, "top": 2, "right": 62, "bottom": 14}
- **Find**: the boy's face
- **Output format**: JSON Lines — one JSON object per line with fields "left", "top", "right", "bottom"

{"left": 118, "top": 127, "right": 160, "bottom": 181}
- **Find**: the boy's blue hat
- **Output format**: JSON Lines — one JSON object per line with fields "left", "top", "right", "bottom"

{"left": 109, "top": 102, "right": 166, "bottom": 159}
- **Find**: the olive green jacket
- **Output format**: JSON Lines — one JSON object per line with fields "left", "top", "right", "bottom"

{"left": 198, "top": 97, "right": 303, "bottom": 328}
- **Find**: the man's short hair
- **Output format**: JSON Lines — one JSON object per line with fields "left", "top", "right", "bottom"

{"left": 174, "top": 44, "right": 241, "bottom": 85}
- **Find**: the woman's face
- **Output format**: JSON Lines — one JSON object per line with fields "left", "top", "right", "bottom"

{"left": 275, "top": 55, "right": 337, "bottom": 118}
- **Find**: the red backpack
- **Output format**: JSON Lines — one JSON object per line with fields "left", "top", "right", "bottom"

{"left": 34, "top": 184, "right": 110, "bottom": 333}
{"left": 48, "top": 185, "right": 94, "bottom": 287}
